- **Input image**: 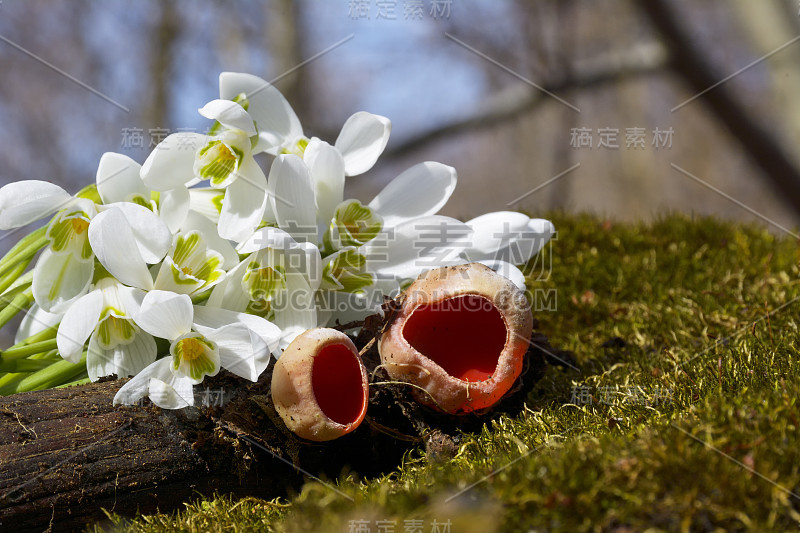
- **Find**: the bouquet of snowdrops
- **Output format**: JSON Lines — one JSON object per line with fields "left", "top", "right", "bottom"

{"left": 0, "top": 72, "right": 554, "bottom": 409}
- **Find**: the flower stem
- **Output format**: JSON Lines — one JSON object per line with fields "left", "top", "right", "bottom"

{"left": 0, "top": 259, "right": 31, "bottom": 296}
{"left": 0, "top": 358, "right": 52, "bottom": 373}
{"left": 54, "top": 376, "right": 91, "bottom": 389}
{"left": 0, "top": 289, "right": 33, "bottom": 329}
{"left": 0, "top": 351, "right": 86, "bottom": 394}
{"left": 0, "top": 226, "right": 47, "bottom": 278}
{"left": 0, "top": 338, "right": 59, "bottom": 361}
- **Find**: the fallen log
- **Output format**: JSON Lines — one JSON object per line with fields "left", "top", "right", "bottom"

{"left": 0, "top": 329, "right": 564, "bottom": 532}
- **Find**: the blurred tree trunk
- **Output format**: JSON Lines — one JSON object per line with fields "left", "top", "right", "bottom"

{"left": 147, "top": 2, "right": 180, "bottom": 129}
{"left": 266, "top": 0, "right": 308, "bottom": 121}
{"left": 731, "top": 0, "right": 800, "bottom": 161}
{"left": 638, "top": 0, "right": 800, "bottom": 217}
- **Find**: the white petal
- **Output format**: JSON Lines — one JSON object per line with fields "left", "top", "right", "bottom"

{"left": 0, "top": 181, "right": 72, "bottom": 230}
{"left": 294, "top": 242, "right": 323, "bottom": 290}
{"left": 464, "top": 211, "right": 531, "bottom": 256}
{"left": 149, "top": 373, "right": 196, "bottom": 409}
{"left": 56, "top": 290, "right": 104, "bottom": 363}
{"left": 205, "top": 323, "right": 269, "bottom": 381}
{"left": 188, "top": 188, "right": 224, "bottom": 223}
{"left": 113, "top": 357, "right": 172, "bottom": 406}
{"left": 113, "top": 358, "right": 195, "bottom": 409}
{"left": 236, "top": 228, "right": 321, "bottom": 289}
{"left": 271, "top": 271, "right": 317, "bottom": 347}
{"left": 334, "top": 112, "right": 391, "bottom": 176}
{"left": 218, "top": 157, "right": 268, "bottom": 242}
{"left": 322, "top": 277, "right": 400, "bottom": 327}
{"left": 267, "top": 154, "right": 316, "bottom": 242}
{"left": 159, "top": 186, "right": 190, "bottom": 233}
{"left": 304, "top": 138, "right": 345, "bottom": 232}
{"left": 465, "top": 216, "right": 555, "bottom": 263}
{"left": 135, "top": 290, "right": 194, "bottom": 340}
{"left": 103, "top": 202, "right": 172, "bottom": 263}
{"left": 32, "top": 248, "right": 94, "bottom": 313}
{"left": 96, "top": 152, "right": 148, "bottom": 205}
{"left": 477, "top": 260, "right": 527, "bottom": 290}
{"left": 15, "top": 304, "right": 63, "bottom": 344}
{"left": 237, "top": 226, "right": 298, "bottom": 254}
{"left": 140, "top": 132, "right": 208, "bottom": 191}
{"left": 192, "top": 304, "right": 281, "bottom": 352}
{"left": 86, "top": 327, "right": 157, "bottom": 381}
{"left": 182, "top": 210, "right": 238, "bottom": 269}
{"left": 368, "top": 162, "right": 456, "bottom": 227}
{"left": 363, "top": 215, "right": 473, "bottom": 279}
{"left": 198, "top": 99, "right": 256, "bottom": 136}
{"left": 88, "top": 209, "right": 154, "bottom": 290}
{"left": 219, "top": 72, "right": 303, "bottom": 154}
{"left": 207, "top": 257, "right": 250, "bottom": 312}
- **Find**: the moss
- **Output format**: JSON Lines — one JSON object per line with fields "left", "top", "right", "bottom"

{"left": 94, "top": 213, "right": 800, "bottom": 532}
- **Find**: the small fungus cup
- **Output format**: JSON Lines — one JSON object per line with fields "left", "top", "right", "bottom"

{"left": 271, "top": 328, "right": 369, "bottom": 441}
{"left": 379, "top": 263, "right": 533, "bottom": 414}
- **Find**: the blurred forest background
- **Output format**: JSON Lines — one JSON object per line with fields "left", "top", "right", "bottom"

{"left": 2, "top": 0, "right": 800, "bottom": 235}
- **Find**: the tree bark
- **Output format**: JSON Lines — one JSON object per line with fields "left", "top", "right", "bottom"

{"left": 0, "top": 331, "right": 559, "bottom": 532}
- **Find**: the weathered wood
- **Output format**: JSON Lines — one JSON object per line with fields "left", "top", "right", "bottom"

{"left": 0, "top": 332, "right": 558, "bottom": 533}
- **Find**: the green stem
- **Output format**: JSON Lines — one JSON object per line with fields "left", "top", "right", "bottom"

{"left": 13, "top": 325, "right": 58, "bottom": 347}
{"left": 0, "top": 351, "right": 86, "bottom": 394}
{"left": 0, "top": 338, "right": 59, "bottom": 361}
{"left": 55, "top": 376, "right": 91, "bottom": 389}
{"left": 0, "top": 289, "right": 34, "bottom": 329}
{"left": 0, "top": 226, "right": 47, "bottom": 276}
{"left": 0, "top": 358, "right": 52, "bottom": 373}
{"left": 0, "top": 270, "right": 34, "bottom": 298}
{"left": 0, "top": 260, "right": 31, "bottom": 296}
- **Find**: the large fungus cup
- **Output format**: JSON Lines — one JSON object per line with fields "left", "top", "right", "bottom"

{"left": 379, "top": 263, "right": 533, "bottom": 414}
{"left": 271, "top": 328, "right": 369, "bottom": 441}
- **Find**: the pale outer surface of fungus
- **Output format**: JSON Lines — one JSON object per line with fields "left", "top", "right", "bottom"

{"left": 271, "top": 328, "right": 369, "bottom": 442}
{"left": 378, "top": 263, "right": 533, "bottom": 413}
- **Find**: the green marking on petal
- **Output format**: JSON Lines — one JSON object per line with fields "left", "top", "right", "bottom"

{"left": 96, "top": 313, "right": 137, "bottom": 350}
{"left": 169, "top": 260, "right": 201, "bottom": 286}
{"left": 196, "top": 140, "right": 244, "bottom": 187}
{"left": 232, "top": 92, "right": 249, "bottom": 111}
{"left": 158, "top": 231, "right": 226, "bottom": 294}
{"left": 242, "top": 260, "right": 286, "bottom": 302}
{"left": 171, "top": 334, "right": 218, "bottom": 381}
{"left": 47, "top": 210, "right": 93, "bottom": 260}
{"left": 48, "top": 253, "right": 72, "bottom": 302}
{"left": 211, "top": 193, "right": 225, "bottom": 215}
{"left": 129, "top": 194, "right": 153, "bottom": 210}
{"left": 330, "top": 200, "right": 383, "bottom": 248}
{"left": 322, "top": 248, "right": 374, "bottom": 293}
{"left": 280, "top": 137, "right": 310, "bottom": 157}
{"left": 173, "top": 232, "right": 201, "bottom": 266}
{"left": 245, "top": 298, "right": 274, "bottom": 321}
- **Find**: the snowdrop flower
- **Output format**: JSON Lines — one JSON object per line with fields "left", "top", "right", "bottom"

{"left": 96, "top": 152, "right": 189, "bottom": 233}
{"left": 152, "top": 229, "right": 227, "bottom": 296}
{"left": 56, "top": 277, "right": 156, "bottom": 381}
{"left": 87, "top": 203, "right": 172, "bottom": 291}
{"left": 114, "top": 290, "right": 280, "bottom": 409}
{"left": 461, "top": 212, "right": 556, "bottom": 289}
{"left": 0, "top": 160, "right": 173, "bottom": 312}
{"left": 140, "top": 101, "right": 268, "bottom": 242}
{"left": 0, "top": 179, "right": 97, "bottom": 311}
{"left": 218, "top": 72, "right": 391, "bottom": 172}
{"left": 210, "top": 226, "right": 321, "bottom": 351}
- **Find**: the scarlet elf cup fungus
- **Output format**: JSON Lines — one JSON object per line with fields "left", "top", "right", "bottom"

{"left": 378, "top": 263, "right": 533, "bottom": 414}
{"left": 271, "top": 328, "right": 370, "bottom": 442}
